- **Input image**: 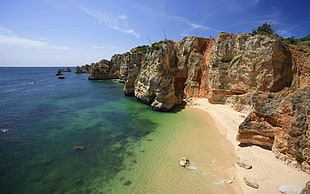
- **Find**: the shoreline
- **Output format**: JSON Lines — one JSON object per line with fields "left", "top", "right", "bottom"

{"left": 190, "top": 98, "right": 309, "bottom": 193}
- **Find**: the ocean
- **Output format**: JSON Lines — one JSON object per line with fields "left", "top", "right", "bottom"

{"left": 0, "top": 67, "right": 234, "bottom": 193}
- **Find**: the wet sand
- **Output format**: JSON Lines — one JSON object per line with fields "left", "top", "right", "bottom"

{"left": 103, "top": 107, "right": 242, "bottom": 193}
{"left": 191, "top": 98, "right": 310, "bottom": 194}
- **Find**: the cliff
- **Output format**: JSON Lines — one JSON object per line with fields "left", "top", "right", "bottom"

{"left": 80, "top": 33, "right": 310, "bottom": 173}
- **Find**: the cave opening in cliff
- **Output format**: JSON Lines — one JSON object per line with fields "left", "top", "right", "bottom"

{"left": 174, "top": 77, "right": 187, "bottom": 98}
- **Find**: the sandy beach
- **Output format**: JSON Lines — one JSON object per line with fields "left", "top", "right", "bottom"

{"left": 191, "top": 98, "right": 310, "bottom": 193}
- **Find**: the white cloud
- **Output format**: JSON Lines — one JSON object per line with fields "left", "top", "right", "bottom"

{"left": 81, "top": 7, "right": 140, "bottom": 38}
{"left": 0, "top": 27, "right": 69, "bottom": 50}
{"left": 172, "top": 15, "right": 221, "bottom": 32}
{"left": 118, "top": 14, "right": 127, "bottom": 20}
{"left": 0, "top": 34, "right": 47, "bottom": 47}
{"left": 0, "top": 27, "right": 13, "bottom": 35}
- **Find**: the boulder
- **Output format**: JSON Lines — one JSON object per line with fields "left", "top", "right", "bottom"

{"left": 179, "top": 157, "right": 190, "bottom": 167}
{"left": 279, "top": 184, "right": 302, "bottom": 194}
{"left": 244, "top": 176, "right": 259, "bottom": 189}
{"left": 73, "top": 146, "right": 86, "bottom": 151}
{"left": 236, "top": 157, "right": 252, "bottom": 169}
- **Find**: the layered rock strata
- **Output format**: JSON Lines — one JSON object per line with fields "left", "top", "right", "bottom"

{"left": 88, "top": 59, "right": 119, "bottom": 80}
{"left": 209, "top": 33, "right": 292, "bottom": 103}
{"left": 79, "top": 33, "right": 309, "bottom": 172}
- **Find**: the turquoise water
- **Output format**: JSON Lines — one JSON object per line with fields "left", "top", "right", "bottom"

{"left": 0, "top": 67, "right": 162, "bottom": 193}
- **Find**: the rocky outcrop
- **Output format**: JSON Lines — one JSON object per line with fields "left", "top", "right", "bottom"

{"left": 88, "top": 59, "right": 118, "bottom": 80}
{"left": 78, "top": 33, "right": 309, "bottom": 172}
{"left": 75, "top": 65, "right": 89, "bottom": 73}
{"left": 209, "top": 33, "right": 292, "bottom": 103}
{"left": 114, "top": 46, "right": 149, "bottom": 95}
{"left": 179, "top": 157, "right": 190, "bottom": 167}
{"left": 289, "top": 46, "right": 310, "bottom": 91}
{"left": 237, "top": 87, "right": 310, "bottom": 173}
{"left": 133, "top": 40, "right": 179, "bottom": 111}
{"left": 236, "top": 44, "right": 310, "bottom": 173}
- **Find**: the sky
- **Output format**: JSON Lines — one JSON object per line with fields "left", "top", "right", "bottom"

{"left": 0, "top": 0, "right": 309, "bottom": 67}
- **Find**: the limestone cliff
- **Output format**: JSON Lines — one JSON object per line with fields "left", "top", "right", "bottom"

{"left": 79, "top": 33, "right": 309, "bottom": 172}
{"left": 209, "top": 33, "right": 292, "bottom": 103}
{"left": 107, "top": 37, "right": 214, "bottom": 111}
{"left": 235, "top": 44, "right": 310, "bottom": 173}
{"left": 88, "top": 59, "right": 119, "bottom": 80}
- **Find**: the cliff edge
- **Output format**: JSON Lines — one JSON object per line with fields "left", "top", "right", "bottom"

{"left": 79, "top": 33, "right": 310, "bottom": 173}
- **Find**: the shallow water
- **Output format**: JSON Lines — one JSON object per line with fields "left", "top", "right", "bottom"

{"left": 0, "top": 67, "right": 234, "bottom": 193}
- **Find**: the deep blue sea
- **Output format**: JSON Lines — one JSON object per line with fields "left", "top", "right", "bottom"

{"left": 0, "top": 67, "right": 160, "bottom": 193}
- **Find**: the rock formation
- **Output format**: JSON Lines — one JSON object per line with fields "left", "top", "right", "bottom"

{"left": 77, "top": 33, "right": 310, "bottom": 173}
{"left": 209, "top": 33, "right": 292, "bottom": 103}
{"left": 236, "top": 157, "right": 252, "bottom": 169}
{"left": 179, "top": 157, "right": 190, "bottom": 167}
{"left": 244, "top": 176, "right": 259, "bottom": 189}
{"left": 75, "top": 65, "right": 89, "bottom": 73}
{"left": 88, "top": 59, "right": 119, "bottom": 80}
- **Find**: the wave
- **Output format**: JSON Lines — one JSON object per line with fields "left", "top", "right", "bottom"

{"left": 0, "top": 81, "right": 40, "bottom": 88}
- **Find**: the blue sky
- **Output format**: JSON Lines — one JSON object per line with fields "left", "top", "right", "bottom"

{"left": 0, "top": 0, "right": 309, "bottom": 67}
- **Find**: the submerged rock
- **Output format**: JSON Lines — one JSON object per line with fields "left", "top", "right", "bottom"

{"left": 236, "top": 157, "right": 252, "bottom": 169}
{"left": 279, "top": 185, "right": 302, "bottom": 194}
{"left": 244, "top": 176, "right": 259, "bottom": 189}
{"left": 73, "top": 146, "right": 86, "bottom": 151}
{"left": 279, "top": 184, "right": 302, "bottom": 194}
{"left": 123, "top": 180, "right": 132, "bottom": 186}
{"left": 179, "top": 157, "right": 190, "bottom": 167}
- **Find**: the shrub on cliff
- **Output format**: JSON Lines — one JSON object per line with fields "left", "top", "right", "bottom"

{"left": 252, "top": 22, "right": 278, "bottom": 37}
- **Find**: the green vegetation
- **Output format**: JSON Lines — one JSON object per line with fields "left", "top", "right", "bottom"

{"left": 212, "top": 62, "right": 219, "bottom": 68}
{"left": 252, "top": 23, "right": 310, "bottom": 48}
{"left": 131, "top": 45, "right": 149, "bottom": 55}
{"left": 151, "top": 41, "right": 165, "bottom": 50}
{"left": 279, "top": 36, "right": 310, "bottom": 48}
{"left": 252, "top": 22, "right": 278, "bottom": 37}
{"left": 231, "top": 56, "right": 240, "bottom": 66}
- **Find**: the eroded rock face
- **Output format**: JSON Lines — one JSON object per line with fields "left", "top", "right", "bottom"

{"left": 125, "top": 37, "right": 214, "bottom": 111}
{"left": 236, "top": 45, "right": 310, "bottom": 173}
{"left": 111, "top": 50, "right": 146, "bottom": 96}
{"left": 88, "top": 59, "right": 117, "bottom": 80}
{"left": 237, "top": 87, "right": 310, "bottom": 173}
{"left": 78, "top": 34, "right": 309, "bottom": 172}
{"left": 289, "top": 46, "right": 310, "bottom": 91}
{"left": 134, "top": 40, "right": 179, "bottom": 111}
{"left": 209, "top": 33, "right": 292, "bottom": 103}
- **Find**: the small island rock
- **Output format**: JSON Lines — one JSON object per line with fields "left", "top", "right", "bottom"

{"left": 179, "top": 157, "right": 190, "bottom": 167}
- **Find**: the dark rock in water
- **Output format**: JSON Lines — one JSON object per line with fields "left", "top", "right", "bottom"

{"left": 73, "top": 146, "right": 86, "bottom": 151}
{"left": 42, "top": 159, "right": 55, "bottom": 166}
{"left": 58, "top": 75, "right": 65, "bottom": 79}
{"left": 123, "top": 180, "right": 132, "bottom": 186}
{"left": 63, "top": 67, "right": 71, "bottom": 72}
{"left": 75, "top": 65, "right": 90, "bottom": 73}
{"left": 75, "top": 180, "right": 84, "bottom": 186}
{"left": 56, "top": 69, "right": 63, "bottom": 75}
